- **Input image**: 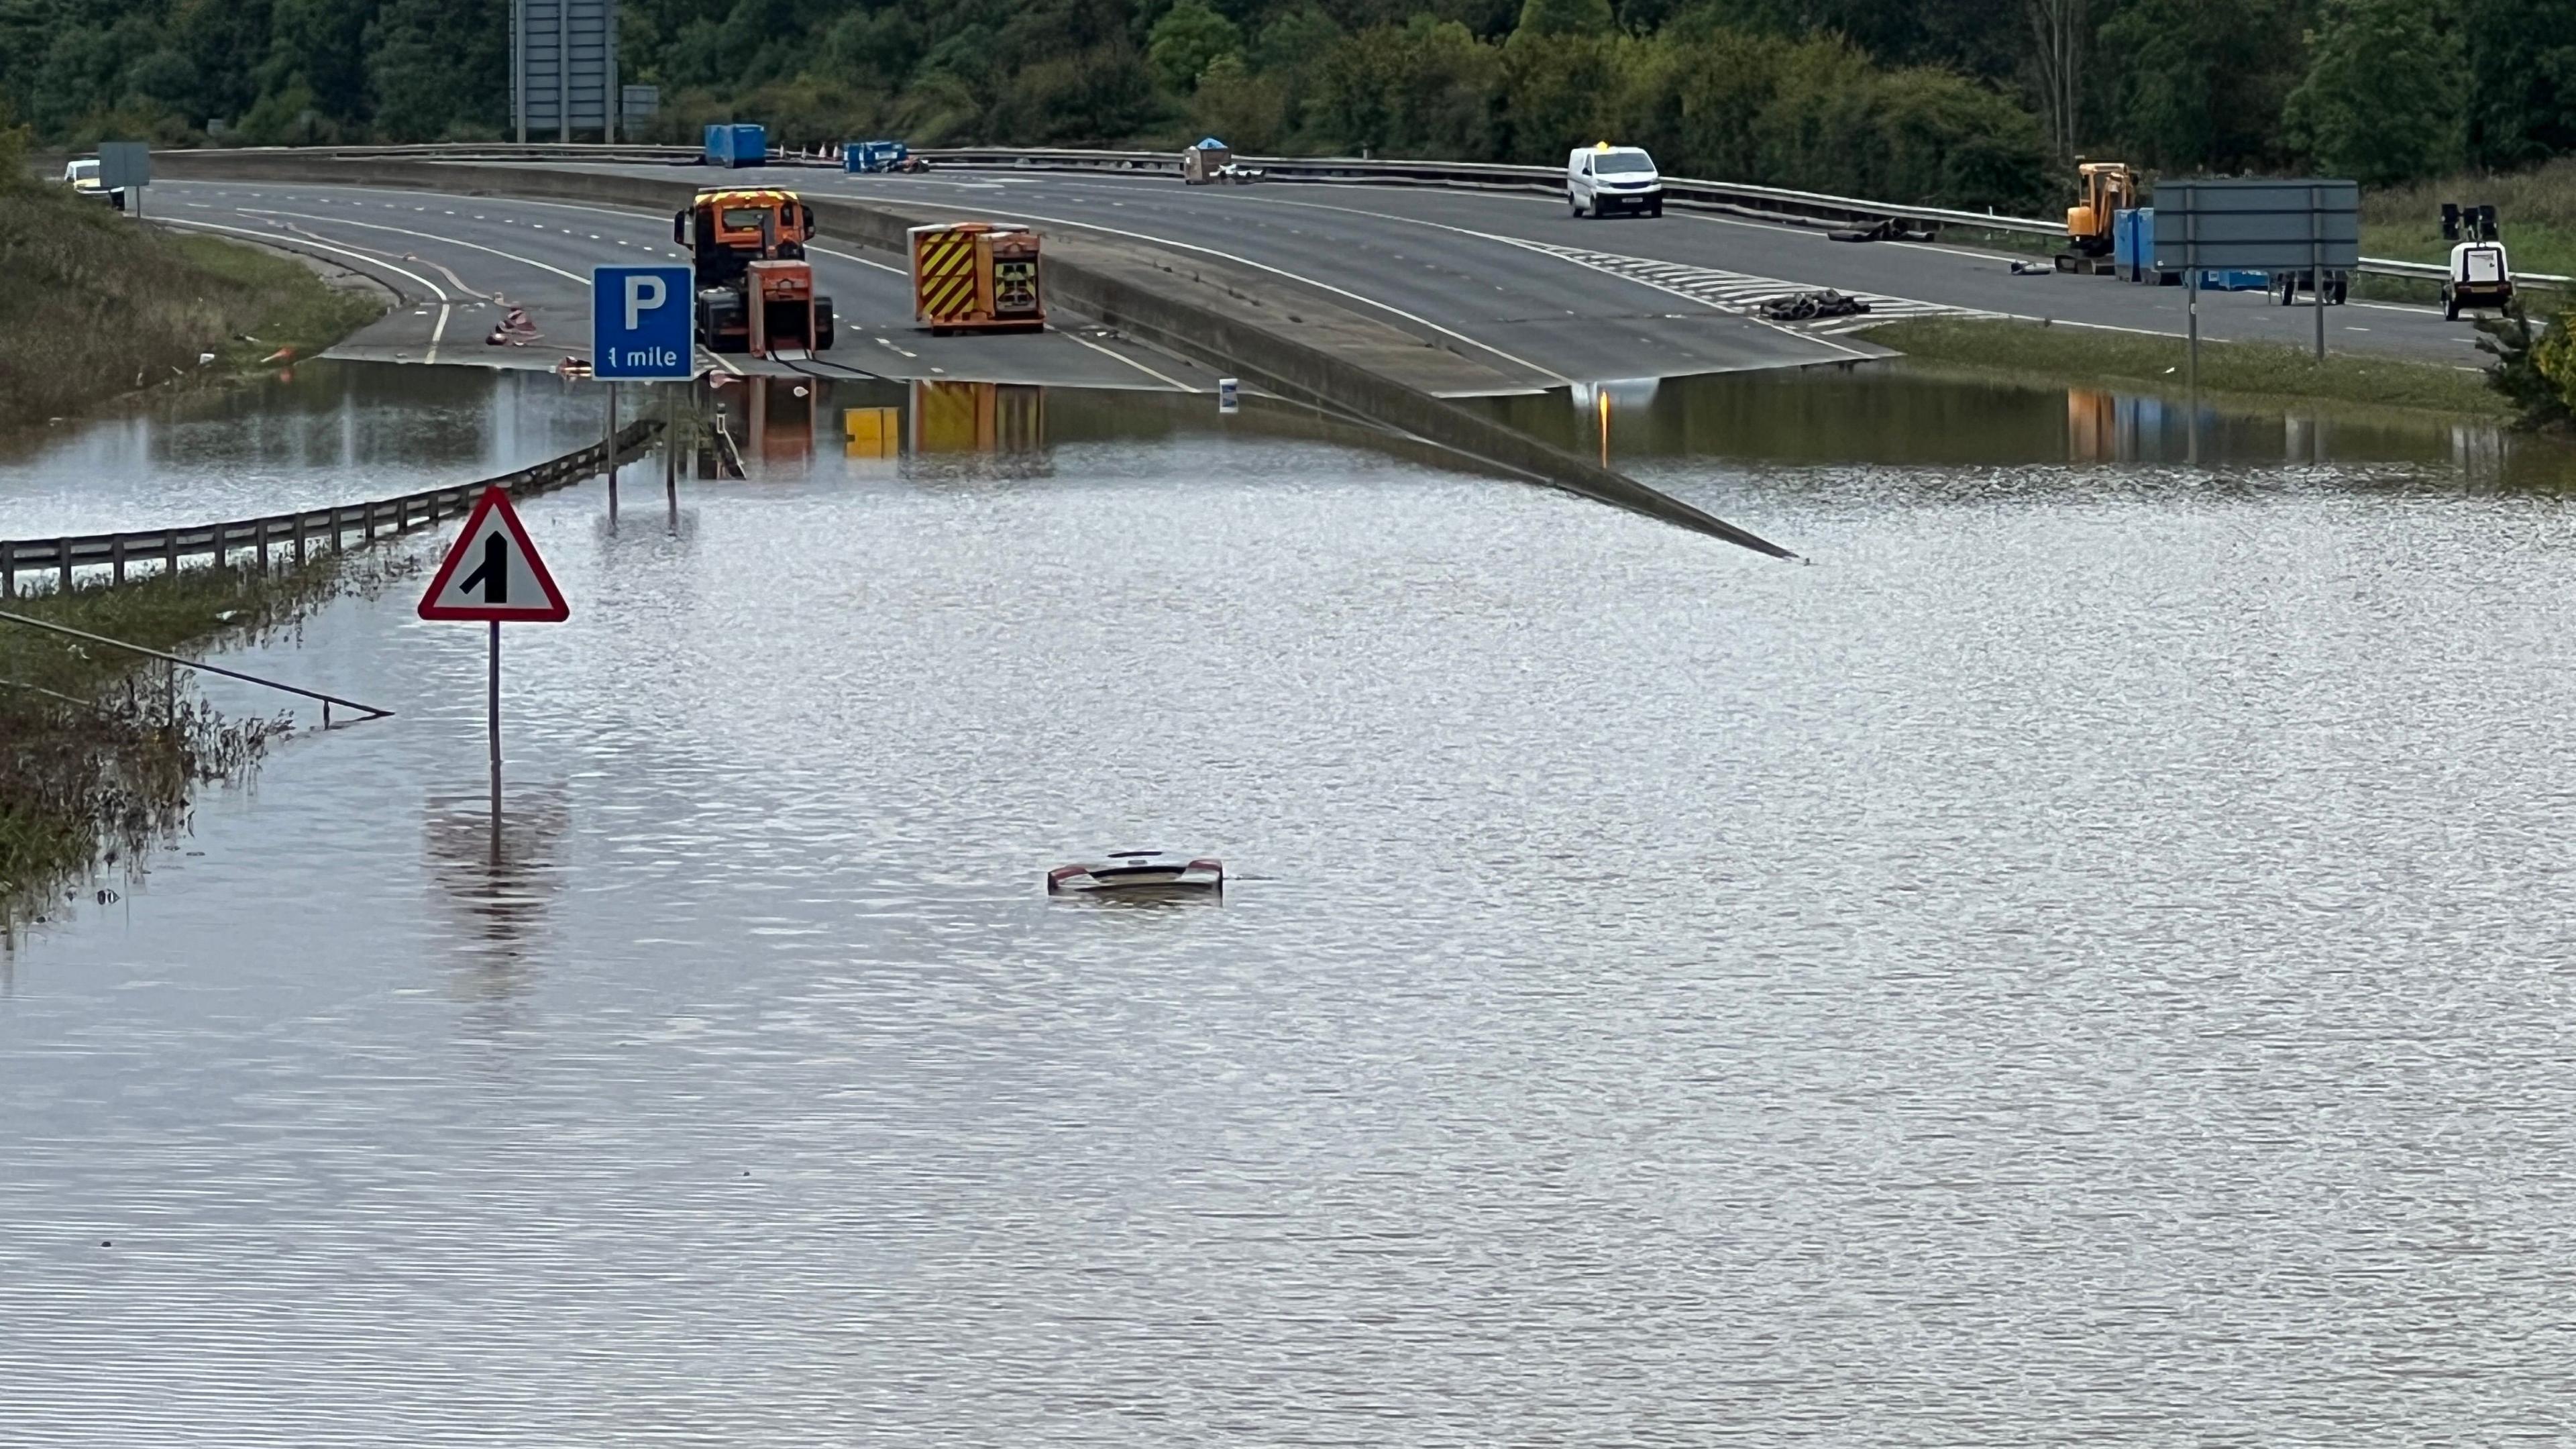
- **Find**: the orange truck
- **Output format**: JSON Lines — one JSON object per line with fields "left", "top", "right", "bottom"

{"left": 673, "top": 186, "right": 837, "bottom": 355}
{"left": 908, "top": 223, "right": 1045, "bottom": 334}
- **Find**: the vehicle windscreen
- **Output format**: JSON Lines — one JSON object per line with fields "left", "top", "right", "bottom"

{"left": 1595, "top": 153, "right": 1655, "bottom": 174}
{"left": 719, "top": 207, "right": 774, "bottom": 231}
{"left": 69, "top": 161, "right": 97, "bottom": 178}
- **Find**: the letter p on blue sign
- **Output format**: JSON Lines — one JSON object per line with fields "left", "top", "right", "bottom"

{"left": 591, "top": 264, "right": 696, "bottom": 380}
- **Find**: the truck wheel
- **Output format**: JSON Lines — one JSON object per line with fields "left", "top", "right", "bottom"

{"left": 1568, "top": 190, "right": 1583, "bottom": 217}
{"left": 1648, "top": 200, "right": 1664, "bottom": 218}
{"left": 813, "top": 299, "right": 836, "bottom": 351}
{"left": 2444, "top": 291, "right": 2459, "bottom": 321}
{"left": 2331, "top": 276, "right": 2348, "bottom": 305}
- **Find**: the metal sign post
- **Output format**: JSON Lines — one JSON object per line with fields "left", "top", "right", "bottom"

{"left": 2310, "top": 183, "right": 2326, "bottom": 362}
{"left": 604, "top": 380, "right": 619, "bottom": 523}
{"left": 593, "top": 264, "right": 694, "bottom": 531}
{"left": 417, "top": 488, "right": 572, "bottom": 853}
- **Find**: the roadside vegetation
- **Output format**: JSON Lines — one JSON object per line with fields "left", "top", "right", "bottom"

{"left": 5, "top": 0, "right": 2571, "bottom": 215}
{"left": 0, "top": 112, "right": 382, "bottom": 432}
{"left": 0, "top": 559, "right": 346, "bottom": 932}
{"left": 1860, "top": 316, "right": 2510, "bottom": 420}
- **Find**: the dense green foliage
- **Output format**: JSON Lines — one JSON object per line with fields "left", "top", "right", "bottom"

{"left": 4, "top": 0, "right": 2575, "bottom": 205}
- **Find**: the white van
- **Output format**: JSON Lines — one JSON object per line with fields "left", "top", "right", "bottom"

{"left": 60, "top": 158, "right": 126, "bottom": 210}
{"left": 1566, "top": 144, "right": 1662, "bottom": 219}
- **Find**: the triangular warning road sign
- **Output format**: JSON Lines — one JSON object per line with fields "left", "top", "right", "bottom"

{"left": 417, "top": 487, "right": 570, "bottom": 623}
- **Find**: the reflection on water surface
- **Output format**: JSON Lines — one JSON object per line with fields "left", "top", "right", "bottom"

{"left": 5, "top": 360, "right": 2576, "bottom": 1444}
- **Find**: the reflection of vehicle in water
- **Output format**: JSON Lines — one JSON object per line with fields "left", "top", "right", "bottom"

{"left": 910, "top": 380, "right": 1044, "bottom": 453}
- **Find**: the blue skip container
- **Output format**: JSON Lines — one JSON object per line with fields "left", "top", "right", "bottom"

{"left": 704, "top": 123, "right": 767, "bottom": 168}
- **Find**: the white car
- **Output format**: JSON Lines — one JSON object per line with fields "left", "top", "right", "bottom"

{"left": 1046, "top": 851, "right": 1224, "bottom": 894}
{"left": 1568, "top": 144, "right": 1662, "bottom": 219}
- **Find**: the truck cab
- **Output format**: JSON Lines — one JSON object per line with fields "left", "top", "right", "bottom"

{"left": 672, "top": 187, "right": 835, "bottom": 354}
{"left": 1567, "top": 144, "right": 1662, "bottom": 219}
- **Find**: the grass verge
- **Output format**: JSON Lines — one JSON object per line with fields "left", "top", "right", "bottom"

{"left": 1, "top": 556, "right": 350, "bottom": 929}
{"left": 0, "top": 178, "right": 384, "bottom": 431}
{"left": 2363, "top": 160, "right": 2576, "bottom": 284}
{"left": 1854, "top": 316, "right": 2509, "bottom": 421}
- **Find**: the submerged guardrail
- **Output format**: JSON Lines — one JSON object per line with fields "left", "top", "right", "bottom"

{"left": 0, "top": 418, "right": 661, "bottom": 598}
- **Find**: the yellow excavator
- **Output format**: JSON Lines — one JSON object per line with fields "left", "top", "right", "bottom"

{"left": 2056, "top": 160, "right": 2137, "bottom": 274}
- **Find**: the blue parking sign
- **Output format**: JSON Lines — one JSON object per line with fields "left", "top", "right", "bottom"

{"left": 592, "top": 265, "right": 696, "bottom": 380}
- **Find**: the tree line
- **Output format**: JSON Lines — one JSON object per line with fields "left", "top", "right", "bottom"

{"left": 2, "top": 0, "right": 2571, "bottom": 209}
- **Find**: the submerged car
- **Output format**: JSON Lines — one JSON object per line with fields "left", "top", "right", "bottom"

{"left": 1046, "top": 851, "right": 1224, "bottom": 894}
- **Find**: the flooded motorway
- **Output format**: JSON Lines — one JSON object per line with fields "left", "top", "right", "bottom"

{"left": 7, "top": 364, "right": 2576, "bottom": 1444}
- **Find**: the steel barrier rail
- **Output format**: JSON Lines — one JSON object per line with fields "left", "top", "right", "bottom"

{"left": 150, "top": 142, "right": 2575, "bottom": 288}
{"left": 0, "top": 419, "right": 661, "bottom": 598}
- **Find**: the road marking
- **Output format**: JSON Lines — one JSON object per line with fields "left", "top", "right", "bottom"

{"left": 1064, "top": 332, "right": 1196, "bottom": 391}
{"left": 1237, "top": 196, "right": 1895, "bottom": 357}
{"left": 809, "top": 244, "right": 906, "bottom": 276}
{"left": 239, "top": 209, "right": 588, "bottom": 283}
{"left": 958, "top": 205, "right": 1572, "bottom": 385}
{"left": 150, "top": 217, "right": 453, "bottom": 361}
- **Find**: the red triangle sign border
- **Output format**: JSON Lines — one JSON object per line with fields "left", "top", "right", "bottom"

{"left": 416, "top": 486, "right": 572, "bottom": 623}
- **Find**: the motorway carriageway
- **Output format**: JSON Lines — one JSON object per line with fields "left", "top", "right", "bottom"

{"left": 592, "top": 160, "right": 2492, "bottom": 379}
{"left": 161, "top": 167, "right": 2491, "bottom": 392}
{"left": 150, "top": 180, "right": 1223, "bottom": 392}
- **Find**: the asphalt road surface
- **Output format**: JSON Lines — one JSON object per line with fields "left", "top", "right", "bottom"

{"left": 151, "top": 179, "right": 1220, "bottom": 392}
{"left": 162, "top": 167, "right": 2495, "bottom": 392}
{"left": 709, "top": 163, "right": 2491, "bottom": 376}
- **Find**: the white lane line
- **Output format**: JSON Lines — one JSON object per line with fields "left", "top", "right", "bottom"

{"left": 152, "top": 217, "right": 452, "bottom": 360}
{"left": 1063, "top": 332, "right": 1197, "bottom": 391}
{"left": 1237, "top": 195, "right": 1884, "bottom": 359}
{"left": 961, "top": 205, "right": 1572, "bottom": 385}
{"left": 240, "top": 208, "right": 590, "bottom": 284}
{"left": 809, "top": 244, "right": 906, "bottom": 276}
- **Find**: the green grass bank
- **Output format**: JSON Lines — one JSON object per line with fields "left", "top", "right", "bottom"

{"left": 0, "top": 178, "right": 383, "bottom": 431}
{"left": 0, "top": 557, "right": 355, "bottom": 928}
{"left": 1856, "top": 316, "right": 2508, "bottom": 421}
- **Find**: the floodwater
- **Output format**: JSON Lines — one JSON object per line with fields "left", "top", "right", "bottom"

{"left": 7, "top": 362, "right": 2576, "bottom": 1444}
{"left": 0, "top": 361, "right": 627, "bottom": 537}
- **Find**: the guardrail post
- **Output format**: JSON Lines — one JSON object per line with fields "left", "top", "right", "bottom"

{"left": 113, "top": 537, "right": 127, "bottom": 586}
{"left": 57, "top": 539, "right": 72, "bottom": 594}
{"left": 294, "top": 513, "right": 307, "bottom": 565}
{"left": 2, "top": 542, "right": 14, "bottom": 600}
{"left": 164, "top": 529, "right": 179, "bottom": 578}
{"left": 256, "top": 520, "right": 270, "bottom": 573}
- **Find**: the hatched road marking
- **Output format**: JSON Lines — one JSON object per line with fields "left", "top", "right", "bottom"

{"left": 1498, "top": 239, "right": 1982, "bottom": 335}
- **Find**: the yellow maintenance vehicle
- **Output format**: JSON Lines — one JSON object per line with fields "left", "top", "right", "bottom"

{"left": 672, "top": 186, "right": 836, "bottom": 356}
{"left": 2057, "top": 160, "right": 2137, "bottom": 274}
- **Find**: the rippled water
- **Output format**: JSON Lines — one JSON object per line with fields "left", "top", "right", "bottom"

{"left": 7, "top": 367, "right": 2576, "bottom": 1444}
